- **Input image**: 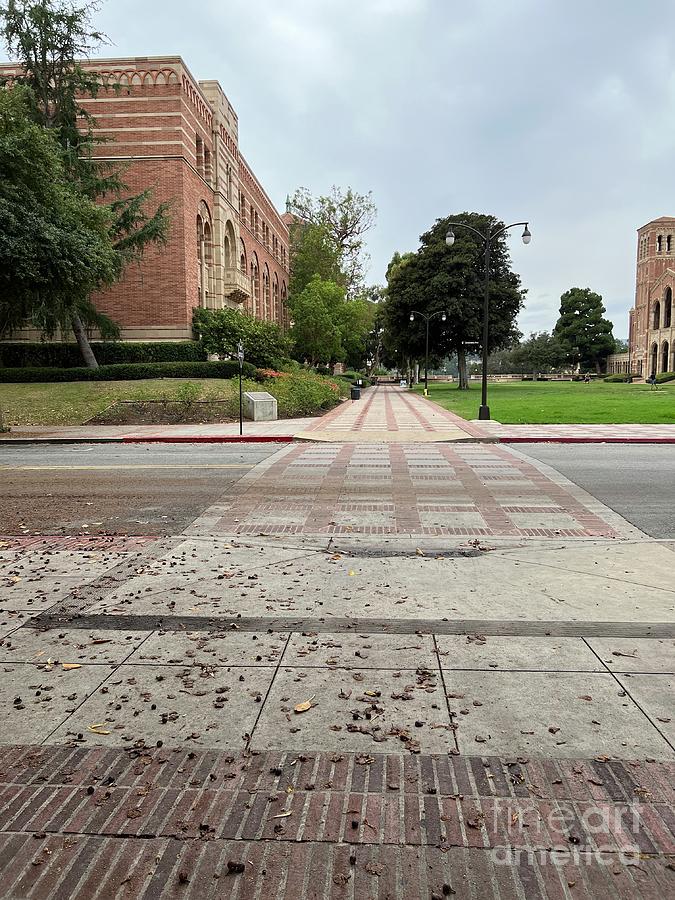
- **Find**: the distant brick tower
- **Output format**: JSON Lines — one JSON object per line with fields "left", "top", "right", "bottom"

{"left": 633, "top": 217, "right": 675, "bottom": 377}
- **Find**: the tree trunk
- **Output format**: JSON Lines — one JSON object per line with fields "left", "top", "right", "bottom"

{"left": 70, "top": 311, "right": 99, "bottom": 369}
{"left": 457, "top": 347, "right": 469, "bottom": 390}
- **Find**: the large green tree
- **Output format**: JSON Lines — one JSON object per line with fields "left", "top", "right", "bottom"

{"left": 1, "top": 0, "right": 170, "bottom": 366}
{"left": 510, "top": 331, "right": 566, "bottom": 378}
{"left": 288, "top": 186, "right": 376, "bottom": 297}
{"left": 383, "top": 213, "right": 525, "bottom": 389}
{"left": 0, "top": 86, "right": 120, "bottom": 344}
{"left": 553, "top": 287, "right": 615, "bottom": 373}
{"left": 289, "top": 277, "right": 345, "bottom": 366}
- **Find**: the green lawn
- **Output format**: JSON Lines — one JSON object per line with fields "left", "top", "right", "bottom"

{"left": 0, "top": 372, "right": 348, "bottom": 426}
{"left": 416, "top": 380, "right": 675, "bottom": 424}
{"left": 0, "top": 379, "right": 241, "bottom": 426}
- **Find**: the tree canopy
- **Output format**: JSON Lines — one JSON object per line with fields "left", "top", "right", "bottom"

{"left": 383, "top": 212, "right": 525, "bottom": 388}
{"left": 288, "top": 186, "right": 376, "bottom": 297}
{"left": 553, "top": 287, "right": 615, "bottom": 372}
{"left": 0, "top": 85, "right": 119, "bottom": 339}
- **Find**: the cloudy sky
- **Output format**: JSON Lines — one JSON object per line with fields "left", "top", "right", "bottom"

{"left": 16, "top": 0, "right": 675, "bottom": 336}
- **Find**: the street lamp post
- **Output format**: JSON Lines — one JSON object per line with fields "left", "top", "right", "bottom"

{"left": 409, "top": 310, "right": 447, "bottom": 396}
{"left": 445, "top": 219, "right": 531, "bottom": 420}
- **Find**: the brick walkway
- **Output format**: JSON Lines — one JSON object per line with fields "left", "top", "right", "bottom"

{"left": 297, "top": 385, "right": 481, "bottom": 442}
{"left": 204, "top": 442, "right": 636, "bottom": 539}
{"left": 482, "top": 423, "right": 675, "bottom": 443}
{"left": 0, "top": 746, "right": 672, "bottom": 898}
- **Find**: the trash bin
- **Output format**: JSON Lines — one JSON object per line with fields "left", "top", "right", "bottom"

{"left": 350, "top": 386, "right": 361, "bottom": 400}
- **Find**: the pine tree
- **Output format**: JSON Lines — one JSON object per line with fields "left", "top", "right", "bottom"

{"left": 553, "top": 287, "right": 615, "bottom": 373}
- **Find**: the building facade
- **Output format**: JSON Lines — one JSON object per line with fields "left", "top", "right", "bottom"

{"left": 612, "top": 216, "right": 675, "bottom": 377}
{"left": 1, "top": 56, "right": 290, "bottom": 341}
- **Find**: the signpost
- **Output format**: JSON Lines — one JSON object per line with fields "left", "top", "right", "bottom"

{"left": 237, "top": 341, "right": 244, "bottom": 436}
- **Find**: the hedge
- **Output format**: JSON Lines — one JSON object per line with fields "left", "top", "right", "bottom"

{"left": 656, "top": 372, "right": 675, "bottom": 383}
{"left": 603, "top": 374, "right": 632, "bottom": 382}
{"left": 0, "top": 341, "right": 207, "bottom": 368}
{"left": 0, "top": 360, "right": 257, "bottom": 383}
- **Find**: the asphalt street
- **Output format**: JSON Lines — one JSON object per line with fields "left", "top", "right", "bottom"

{"left": 2, "top": 442, "right": 675, "bottom": 538}
{"left": 0, "top": 443, "right": 278, "bottom": 535}
{"left": 518, "top": 443, "right": 675, "bottom": 539}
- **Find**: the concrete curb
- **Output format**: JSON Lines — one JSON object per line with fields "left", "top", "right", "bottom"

{"left": 0, "top": 435, "right": 296, "bottom": 445}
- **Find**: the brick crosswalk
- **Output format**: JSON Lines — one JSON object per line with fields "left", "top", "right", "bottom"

{"left": 205, "top": 442, "right": 634, "bottom": 539}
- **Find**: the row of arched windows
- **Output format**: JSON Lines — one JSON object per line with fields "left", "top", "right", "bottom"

{"left": 197, "top": 202, "right": 287, "bottom": 322}
{"left": 639, "top": 233, "right": 675, "bottom": 259}
{"left": 237, "top": 190, "right": 285, "bottom": 263}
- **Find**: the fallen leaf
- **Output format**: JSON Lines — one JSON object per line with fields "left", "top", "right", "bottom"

{"left": 294, "top": 697, "right": 315, "bottom": 714}
{"left": 88, "top": 724, "right": 111, "bottom": 735}
{"left": 62, "top": 664, "right": 81, "bottom": 670}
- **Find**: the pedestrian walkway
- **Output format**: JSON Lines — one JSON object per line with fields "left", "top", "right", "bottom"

{"left": 189, "top": 441, "right": 640, "bottom": 539}
{"left": 480, "top": 422, "right": 675, "bottom": 443}
{"left": 296, "top": 384, "right": 481, "bottom": 442}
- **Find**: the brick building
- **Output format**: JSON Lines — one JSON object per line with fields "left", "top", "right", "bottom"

{"left": 608, "top": 216, "right": 675, "bottom": 377}
{"left": 1, "top": 56, "right": 290, "bottom": 341}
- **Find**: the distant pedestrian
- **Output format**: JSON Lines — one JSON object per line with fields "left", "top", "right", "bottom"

{"left": 647, "top": 373, "right": 657, "bottom": 390}
{"left": 583, "top": 373, "right": 591, "bottom": 384}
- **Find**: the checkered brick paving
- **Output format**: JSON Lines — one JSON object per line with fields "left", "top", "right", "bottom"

{"left": 214, "top": 442, "right": 628, "bottom": 539}
{"left": 0, "top": 747, "right": 672, "bottom": 898}
{"left": 297, "top": 385, "right": 482, "bottom": 442}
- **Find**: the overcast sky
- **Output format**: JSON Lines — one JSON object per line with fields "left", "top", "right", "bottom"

{"left": 13, "top": 0, "right": 675, "bottom": 336}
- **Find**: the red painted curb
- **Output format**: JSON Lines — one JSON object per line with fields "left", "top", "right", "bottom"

{"left": 500, "top": 436, "right": 675, "bottom": 444}
{"left": 120, "top": 435, "right": 295, "bottom": 444}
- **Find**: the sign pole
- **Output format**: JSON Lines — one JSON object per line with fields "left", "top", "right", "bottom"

{"left": 237, "top": 341, "right": 244, "bottom": 436}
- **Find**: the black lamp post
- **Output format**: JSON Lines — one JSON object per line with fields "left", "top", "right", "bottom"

{"left": 445, "top": 219, "right": 531, "bottom": 420}
{"left": 409, "top": 309, "right": 447, "bottom": 396}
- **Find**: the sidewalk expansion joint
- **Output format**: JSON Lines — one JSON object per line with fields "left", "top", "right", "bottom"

{"left": 28, "top": 613, "right": 675, "bottom": 639}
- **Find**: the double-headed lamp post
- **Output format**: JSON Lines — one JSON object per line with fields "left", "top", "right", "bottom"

{"left": 445, "top": 219, "right": 531, "bottom": 420}
{"left": 409, "top": 309, "right": 447, "bottom": 396}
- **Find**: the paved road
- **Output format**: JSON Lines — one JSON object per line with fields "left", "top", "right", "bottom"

{"left": 0, "top": 443, "right": 278, "bottom": 535}
{"left": 518, "top": 443, "right": 675, "bottom": 538}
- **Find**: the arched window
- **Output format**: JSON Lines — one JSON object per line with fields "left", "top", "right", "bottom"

{"left": 223, "top": 221, "right": 236, "bottom": 269}
{"left": 261, "top": 265, "right": 269, "bottom": 319}
{"left": 664, "top": 287, "right": 672, "bottom": 328}
{"left": 239, "top": 238, "right": 247, "bottom": 273}
{"left": 250, "top": 253, "right": 260, "bottom": 317}
{"left": 653, "top": 301, "right": 661, "bottom": 330}
{"left": 202, "top": 220, "right": 213, "bottom": 305}
{"left": 657, "top": 235, "right": 663, "bottom": 253}
{"left": 650, "top": 343, "right": 658, "bottom": 378}
{"left": 272, "top": 274, "right": 279, "bottom": 322}
{"left": 281, "top": 280, "right": 288, "bottom": 326}
{"left": 197, "top": 214, "right": 204, "bottom": 304}
{"left": 668, "top": 235, "right": 672, "bottom": 253}
{"left": 662, "top": 341, "right": 670, "bottom": 373}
